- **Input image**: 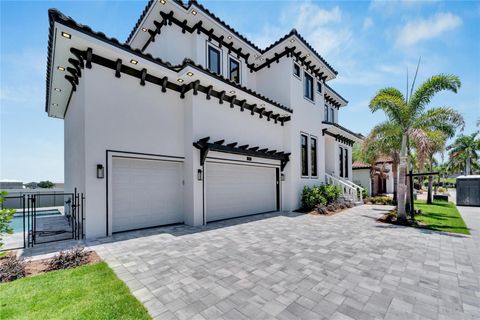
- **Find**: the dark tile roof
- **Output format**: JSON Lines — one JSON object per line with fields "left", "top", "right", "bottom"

{"left": 352, "top": 161, "right": 371, "bottom": 169}
{"left": 375, "top": 155, "right": 394, "bottom": 163}
{"left": 324, "top": 82, "right": 348, "bottom": 104}
{"left": 261, "top": 29, "right": 337, "bottom": 75}
{"left": 125, "top": 0, "right": 337, "bottom": 75}
{"left": 322, "top": 121, "right": 364, "bottom": 140}
{"left": 46, "top": 8, "right": 292, "bottom": 114}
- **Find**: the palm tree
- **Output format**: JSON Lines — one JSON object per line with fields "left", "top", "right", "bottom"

{"left": 369, "top": 74, "right": 464, "bottom": 223}
{"left": 447, "top": 132, "right": 480, "bottom": 175}
{"left": 424, "top": 131, "right": 446, "bottom": 204}
{"left": 363, "top": 121, "right": 401, "bottom": 202}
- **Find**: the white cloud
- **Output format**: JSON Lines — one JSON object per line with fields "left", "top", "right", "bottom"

{"left": 369, "top": 0, "right": 440, "bottom": 14}
{"left": 363, "top": 17, "right": 374, "bottom": 30}
{"left": 396, "top": 12, "right": 462, "bottom": 47}
{"left": 249, "top": 2, "right": 351, "bottom": 57}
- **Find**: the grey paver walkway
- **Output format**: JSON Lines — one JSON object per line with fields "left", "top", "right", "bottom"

{"left": 80, "top": 205, "right": 479, "bottom": 320}
{"left": 20, "top": 205, "right": 480, "bottom": 319}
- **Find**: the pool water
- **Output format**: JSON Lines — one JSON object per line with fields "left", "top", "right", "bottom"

{"left": 9, "top": 210, "right": 62, "bottom": 233}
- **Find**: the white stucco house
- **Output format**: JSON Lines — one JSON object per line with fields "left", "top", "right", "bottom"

{"left": 45, "top": 0, "right": 363, "bottom": 238}
{"left": 353, "top": 156, "right": 395, "bottom": 196}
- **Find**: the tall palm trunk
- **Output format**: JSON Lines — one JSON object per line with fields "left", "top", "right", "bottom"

{"left": 427, "top": 156, "right": 433, "bottom": 204}
{"left": 405, "top": 160, "right": 411, "bottom": 213}
{"left": 466, "top": 157, "right": 471, "bottom": 175}
{"left": 397, "top": 134, "right": 407, "bottom": 223}
{"left": 392, "top": 155, "right": 398, "bottom": 204}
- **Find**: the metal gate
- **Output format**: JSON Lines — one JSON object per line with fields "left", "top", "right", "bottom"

{"left": 1, "top": 189, "right": 85, "bottom": 252}
{"left": 28, "top": 189, "right": 84, "bottom": 246}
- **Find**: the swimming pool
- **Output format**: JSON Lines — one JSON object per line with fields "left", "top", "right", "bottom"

{"left": 9, "top": 210, "right": 62, "bottom": 233}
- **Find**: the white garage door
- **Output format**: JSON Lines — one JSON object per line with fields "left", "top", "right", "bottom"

{"left": 205, "top": 162, "right": 278, "bottom": 222}
{"left": 112, "top": 157, "right": 183, "bottom": 233}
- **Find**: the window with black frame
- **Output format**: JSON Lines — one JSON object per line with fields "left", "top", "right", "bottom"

{"left": 344, "top": 148, "right": 349, "bottom": 178}
{"left": 293, "top": 62, "right": 301, "bottom": 78}
{"left": 301, "top": 134, "right": 308, "bottom": 176}
{"left": 311, "top": 137, "right": 317, "bottom": 176}
{"left": 304, "top": 72, "right": 314, "bottom": 101}
{"left": 324, "top": 105, "right": 329, "bottom": 121}
{"left": 330, "top": 107, "right": 335, "bottom": 123}
{"left": 208, "top": 45, "right": 221, "bottom": 74}
{"left": 229, "top": 58, "right": 240, "bottom": 83}
{"left": 339, "top": 147, "right": 344, "bottom": 177}
{"left": 317, "top": 81, "right": 322, "bottom": 93}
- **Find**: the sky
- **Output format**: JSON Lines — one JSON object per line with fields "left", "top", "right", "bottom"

{"left": 1, "top": 0, "right": 479, "bottom": 182}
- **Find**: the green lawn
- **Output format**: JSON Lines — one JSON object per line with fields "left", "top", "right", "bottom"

{"left": 0, "top": 262, "right": 151, "bottom": 320}
{"left": 414, "top": 200, "right": 470, "bottom": 235}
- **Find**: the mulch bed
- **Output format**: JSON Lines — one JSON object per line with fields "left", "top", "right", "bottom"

{"left": 308, "top": 207, "right": 350, "bottom": 216}
{"left": 0, "top": 250, "right": 101, "bottom": 278}
{"left": 377, "top": 209, "right": 422, "bottom": 227}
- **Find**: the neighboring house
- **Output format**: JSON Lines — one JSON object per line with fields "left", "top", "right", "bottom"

{"left": 0, "top": 180, "right": 24, "bottom": 190}
{"left": 45, "top": 0, "right": 363, "bottom": 238}
{"left": 353, "top": 156, "right": 395, "bottom": 196}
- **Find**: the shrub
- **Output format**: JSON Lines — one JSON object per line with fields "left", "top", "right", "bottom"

{"left": 438, "top": 187, "right": 446, "bottom": 193}
{"left": 0, "top": 255, "right": 26, "bottom": 282}
{"left": 301, "top": 186, "right": 326, "bottom": 210}
{"left": 364, "top": 196, "right": 394, "bottom": 205}
{"left": 47, "top": 246, "right": 89, "bottom": 271}
{"left": 0, "top": 191, "right": 15, "bottom": 252}
{"left": 301, "top": 184, "right": 341, "bottom": 210}
{"left": 38, "top": 180, "right": 55, "bottom": 188}
{"left": 357, "top": 185, "right": 368, "bottom": 199}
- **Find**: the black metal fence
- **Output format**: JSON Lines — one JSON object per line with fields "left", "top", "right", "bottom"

{"left": 1, "top": 189, "right": 84, "bottom": 251}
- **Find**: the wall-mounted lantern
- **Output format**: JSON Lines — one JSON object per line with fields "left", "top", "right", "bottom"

{"left": 281, "top": 173, "right": 285, "bottom": 181}
{"left": 197, "top": 169, "right": 203, "bottom": 181}
{"left": 97, "top": 164, "right": 105, "bottom": 179}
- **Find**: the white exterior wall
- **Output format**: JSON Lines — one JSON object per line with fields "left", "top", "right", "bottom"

{"left": 80, "top": 65, "right": 185, "bottom": 238}
{"left": 353, "top": 169, "right": 372, "bottom": 195}
{"left": 59, "top": 10, "right": 359, "bottom": 236}
{"left": 64, "top": 75, "right": 86, "bottom": 195}
{"left": 67, "top": 62, "right": 291, "bottom": 238}
{"left": 284, "top": 59, "right": 326, "bottom": 210}
{"left": 145, "top": 25, "right": 194, "bottom": 65}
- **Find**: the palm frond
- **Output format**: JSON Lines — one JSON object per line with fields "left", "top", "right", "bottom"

{"left": 369, "top": 88, "right": 407, "bottom": 125}
{"left": 409, "top": 74, "right": 461, "bottom": 115}
{"left": 413, "top": 107, "right": 465, "bottom": 138}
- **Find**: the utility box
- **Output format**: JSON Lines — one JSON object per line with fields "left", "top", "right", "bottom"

{"left": 456, "top": 175, "right": 480, "bottom": 207}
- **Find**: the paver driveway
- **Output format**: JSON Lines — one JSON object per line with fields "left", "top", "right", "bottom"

{"left": 89, "top": 205, "right": 480, "bottom": 320}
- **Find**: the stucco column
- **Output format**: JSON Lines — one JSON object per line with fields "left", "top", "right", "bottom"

{"left": 183, "top": 94, "right": 204, "bottom": 226}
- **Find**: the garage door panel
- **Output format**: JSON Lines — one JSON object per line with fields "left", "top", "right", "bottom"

{"left": 206, "top": 162, "right": 277, "bottom": 222}
{"left": 112, "top": 157, "right": 183, "bottom": 232}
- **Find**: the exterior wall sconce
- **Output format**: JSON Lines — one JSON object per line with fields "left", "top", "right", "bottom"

{"left": 97, "top": 164, "right": 104, "bottom": 179}
{"left": 281, "top": 173, "right": 285, "bottom": 181}
{"left": 197, "top": 169, "right": 203, "bottom": 181}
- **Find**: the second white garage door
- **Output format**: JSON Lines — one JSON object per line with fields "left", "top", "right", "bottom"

{"left": 205, "top": 162, "right": 278, "bottom": 222}
{"left": 112, "top": 157, "right": 184, "bottom": 233}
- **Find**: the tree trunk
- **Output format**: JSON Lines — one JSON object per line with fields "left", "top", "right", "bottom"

{"left": 466, "top": 156, "right": 471, "bottom": 175}
{"left": 427, "top": 156, "right": 433, "bottom": 204}
{"left": 392, "top": 156, "right": 398, "bottom": 204}
{"left": 397, "top": 134, "right": 407, "bottom": 224}
{"left": 405, "top": 160, "right": 411, "bottom": 213}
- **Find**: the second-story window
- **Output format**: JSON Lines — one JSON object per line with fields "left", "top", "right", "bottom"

{"left": 344, "top": 148, "right": 349, "bottom": 178}
{"left": 330, "top": 107, "right": 335, "bottom": 123}
{"left": 317, "top": 81, "right": 322, "bottom": 93}
{"left": 229, "top": 57, "right": 240, "bottom": 83}
{"left": 293, "top": 62, "right": 301, "bottom": 78}
{"left": 304, "top": 72, "right": 314, "bottom": 101}
{"left": 339, "top": 147, "right": 344, "bottom": 177}
{"left": 324, "top": 105, "right": 329, "bottom": 121}
{"left": 208, "top": 45, "right": 221, "bottom": 74}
